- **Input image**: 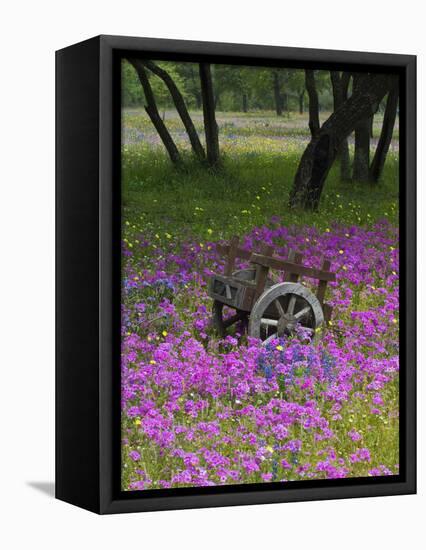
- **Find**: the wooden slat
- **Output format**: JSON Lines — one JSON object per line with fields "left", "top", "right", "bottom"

{"left": 284, "top": 250, "right": 303, "bottom": 282}
{"left": 255, "top": 244, "right": 274, "bottom": 298}
{"left": 316, "top": 258, "right": 331, "bottom": 304}
{"left": 249, "top": 253, "right": 336, "bottom": 282}
{"left": 224, "top": 235, "right": 240, "bottom": 276}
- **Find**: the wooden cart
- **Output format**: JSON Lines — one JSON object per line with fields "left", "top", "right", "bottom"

{"left": 208, "top": 236, "right": 335, "bottom": 344}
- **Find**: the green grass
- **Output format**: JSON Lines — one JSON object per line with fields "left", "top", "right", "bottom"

{"left": 122, "top": 145, "right": 399, "bottom": 241}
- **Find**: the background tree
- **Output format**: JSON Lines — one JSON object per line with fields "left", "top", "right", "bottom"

{"left": 127, "top": 59, "right": 181, "bottom": 165}
{"left": 174, "top": 62, "right": 203, "bottom": 108}
{"left": 272, "top": 70, "right": 284, "bottom": 116}
{"left": 289, "top": 73, "right": 397, "bottom": 210}
{"left": 122, "top": 60, "right": 145, "bottom": 106}
{"left": 143, "top": 60, "right": 205, "bottom": 161}
{"left": 199, "top": 63, "right": 220, "bottom": 167}
{"left": 369, "top": 86, "right": 399, "bottom": 183}
{"left": 213, "top": 66, "right": 252, "bottom": 112}
{"left": 352, "top": 73, "right": 373, "bottom": 182}
{"left": 305, "top": 70, "right": 320, "bottom": 137}
{"left": 330, "top": 71, "right": 351, "bottom": 181}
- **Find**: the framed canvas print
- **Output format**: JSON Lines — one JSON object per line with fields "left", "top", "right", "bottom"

{"left": 56, "top": 35, "right": 416, "bottom": 514}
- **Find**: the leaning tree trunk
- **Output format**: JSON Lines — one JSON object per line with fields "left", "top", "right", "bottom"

{"left": 330, "top": 71, "right": 351, "bottom": 182}
{"left": 289, "top": 74, "right": 397, "bottom": 210}
{"left": 143, "top": 60, "right": 205, "bottom": 161}
{"left": 128, "top": 59, "right": 181, "bottom": 165}
{"left": 352, "top": 74, "right": 372, "bottom": 182}
{"left": 199, "top": 63, "right": 220, "bottom": 168}
{"left": 369, "top": 86, "right": 399, "bottom": 183}
{"left": 273, "top": 71, "right": 283, "bottom": 116}
{"left": 305, "top": 70, "right": 320, "bottom": 137}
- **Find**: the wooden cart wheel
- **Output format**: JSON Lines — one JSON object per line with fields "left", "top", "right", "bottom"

{"left": 248, "top": 282, "right": 324, "bottom": 344}
{"left": 211, "top": 268, "right": 273, "bottom": 337}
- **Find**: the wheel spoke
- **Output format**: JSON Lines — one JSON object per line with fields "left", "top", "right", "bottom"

{"left": 287, "top": 295, "right": 296, "bottom": 314}
{"left": 294, "top": 306, "right": 311, "bottom": 320}
{"left": 274, "top": 299, "right": 285, "bottom": 317}
{"left": 260, "top": 318, "right": 278, "bottom": 327}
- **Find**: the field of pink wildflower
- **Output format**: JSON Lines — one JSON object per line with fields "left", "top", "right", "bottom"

{"left": 121, "top": 218, "right": 399, "bottom": 490}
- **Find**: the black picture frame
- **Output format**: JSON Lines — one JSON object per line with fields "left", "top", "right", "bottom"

{"left": 56, "top": 35, "right": 416, "bottom": 514}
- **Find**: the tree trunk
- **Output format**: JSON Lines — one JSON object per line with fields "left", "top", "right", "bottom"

{"left": 242, "top": 93, "right": 248, "bottom": 113}
{"left": 195, "top": 92, "right": 202, "bottom": 109}
{"left": 340, "top": 72, "right": 352, "bottom": 181}
{"left": 289, "top": 74, "right": 397, "bottom": 210}
{"left": 199, "top": 63, "right": 220, "bottom": 168}
{"left": 189, "top": 66, "right": 202, "bottom": 109}
{"left": 353, "top": 118, "right": 371, "bottom": 181}
{"left": 330, "top": 71, "right": 351, "bottom": 182}
{"left": 214, "top": 91, "right": 220, "bottom": 110}
{"left": 273, "top": 71, "right": 283, "bottom": 116}
{"left": 283, "top": 93, "right": 289, "bottom": 116}
{"left": 341, "top": 72, "right": 351, "bottom": 99}
{"left": 128, "top": 59, "right": 181, "bottom": 165}
{"left": 143, "top": 60, "right": 205, "bottom": 161}
{"left": 352, "top": 74, "right": 372, "bottom": 182}
{"left": 298, "top": 91, "right": 304, "bottom": 114}
{"left": 369, "top": 87, "right": 399, "bottom": 183}
{"left": 305, "top": 70, "right": 320, "bottom": 137}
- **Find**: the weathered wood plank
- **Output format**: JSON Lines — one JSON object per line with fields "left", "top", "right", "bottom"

{"left": 224, "top": 235, "right": 240, "bottom": 276}
{"left": 249, "top": 253, "right": 336, "bottom": 282}
{"left": 316, "top": 258, "right": 331, "bottom": 304}
{"left": 255, "top": 244, "right": 274, "bottom": 298}
{"left": 284, "top": 250, "right": 303, "bottom": 282}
